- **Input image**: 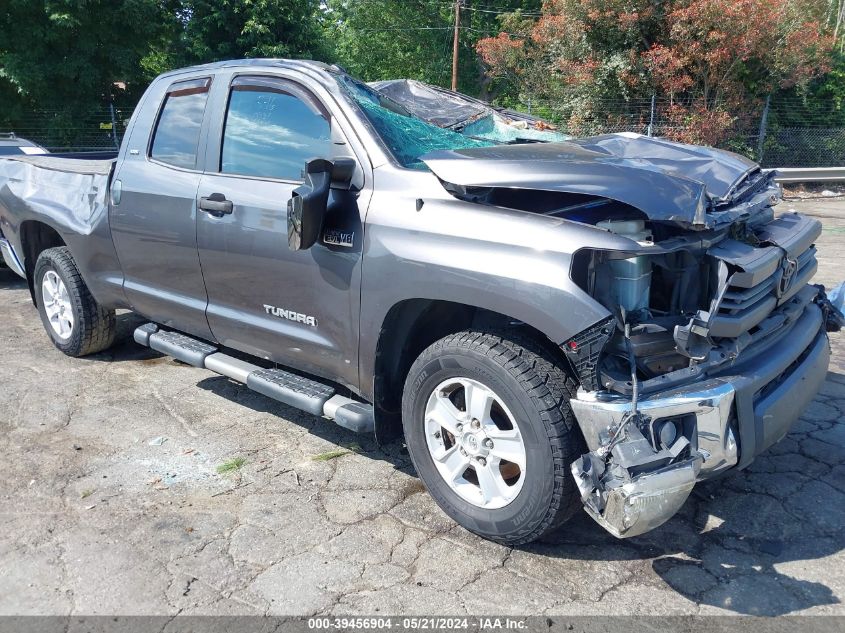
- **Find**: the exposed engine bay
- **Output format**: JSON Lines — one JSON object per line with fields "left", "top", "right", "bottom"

{"left": 557, "top": 173, "right": 841, "bottom": 537}
{"left": 423, "top": 140, "right": 842, "bottom": 538}
{"left": 444, "top": 166, "right": 841, "bottom": 538}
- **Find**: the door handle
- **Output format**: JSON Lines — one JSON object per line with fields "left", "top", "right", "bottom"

{"left": 199, "top": 193, "right": 233, "bottom": 217}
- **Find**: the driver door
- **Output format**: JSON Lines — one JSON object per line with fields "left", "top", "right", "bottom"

{"left": 195, "top": 73, "right": 367, "bottom": 389}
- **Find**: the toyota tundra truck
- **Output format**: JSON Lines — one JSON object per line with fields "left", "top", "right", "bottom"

{"left": 0, "top": 59, "right": 840, "bottom": 544}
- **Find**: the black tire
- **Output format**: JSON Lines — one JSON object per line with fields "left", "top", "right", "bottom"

{"left": 34, "top": 247, "right": 116, "bottom": 357}
{"left": 402, "top": 329, "right": 586, "bottom": 545}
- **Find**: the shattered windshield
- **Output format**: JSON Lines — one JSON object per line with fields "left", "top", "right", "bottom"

{"left": 337, "top": 76, "right": 495, "bottom": 169}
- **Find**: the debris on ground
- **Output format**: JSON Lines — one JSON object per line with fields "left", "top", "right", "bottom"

{"left": 210, "top": 481, "right": 252, "bottom": 497}
{"left": 829, "top": 281, "right": 845, "bottom": 314}
{"left": 783, "top": 183, "right": 845, "bottom": 199}
{"left": 148, "top": 436, "right": 168, "bottom": 446}
{"left": 273, "top": 467, "right": 301, "bottom": 486}
{"left": 310, "top": 449, "right": 350, "bottom": 462}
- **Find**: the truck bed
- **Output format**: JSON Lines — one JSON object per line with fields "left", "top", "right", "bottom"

{"left": 0, "top": 155, "right": 115, "bottom": 235}
{"left": 0, "top": 154, "right": 115, "bottom": 175}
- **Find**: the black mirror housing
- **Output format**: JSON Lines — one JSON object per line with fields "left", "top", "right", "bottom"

{"left": 287, "top": 159, "right": 334, "bottom": 251}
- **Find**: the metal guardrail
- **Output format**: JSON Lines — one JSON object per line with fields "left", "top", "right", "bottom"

{"left": 773, "top": 167, "right": 845, "bottom": 183}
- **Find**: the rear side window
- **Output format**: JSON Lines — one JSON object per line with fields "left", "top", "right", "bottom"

{"left": 150, "top": 77, "right": 211, "bottom": 169}
{"left": 220, "top": 76, "right": 332, "bottom": 180}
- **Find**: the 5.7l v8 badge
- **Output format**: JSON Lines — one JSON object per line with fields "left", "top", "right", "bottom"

{"left": 323, "top": 229, "right": 354, "bottom": 248}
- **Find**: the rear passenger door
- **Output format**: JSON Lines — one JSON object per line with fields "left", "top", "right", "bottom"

{"left": 110, "top": 76, "right": 214, "bottom": 340}
{"left": 195, "top": 73, "right": 368, "bottom": 389}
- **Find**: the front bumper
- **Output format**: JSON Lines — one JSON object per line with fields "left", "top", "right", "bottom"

{"left": 569, "top": 301, "right": 830, "bottom": 537}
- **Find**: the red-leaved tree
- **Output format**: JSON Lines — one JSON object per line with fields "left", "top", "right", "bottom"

{"left": 477, "top": 0, "right": 833, "bottom": 145}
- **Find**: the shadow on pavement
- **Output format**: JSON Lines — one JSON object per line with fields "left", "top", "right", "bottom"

{"left": 531, "top": 372, "right": 845, "bottom": 615}
{"left": 191, "top": 362, "right": 845, "bottom": 614}
{"left": 194, "top": 373, "right": 416, "bottom": 475}
{"left": 76, "top": 295, "right": 845, "bottom": 615}
{"left": 0, "top": 267, "right": 27, "bottom": 289}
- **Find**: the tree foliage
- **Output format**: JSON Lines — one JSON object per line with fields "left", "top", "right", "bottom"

{"left": 0, "top": 0, "right": 841, "bottom": 151}
{"left": 326, "top": 0, "right": 540, "bottom": 94}
{"left": 160, "top": 0, "right": 329, "bottom": 71}
{"left": 477, "top": 0, "right": 834, "bottom": 144}
{"left": 0, "top": 0, "right": 330, "bottom": 117}
{"left": 0, "top": 0, "right": 172, "bottom": 112}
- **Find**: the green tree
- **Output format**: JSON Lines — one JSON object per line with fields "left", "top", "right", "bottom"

{"left": 151, "top": 0, "right": 329, "bottom": 74}
{"left": 0, "top": 0, "right": 172, "bottom": 111}
{"left": 326, "top": 0, "right": 540, "bottom": 95}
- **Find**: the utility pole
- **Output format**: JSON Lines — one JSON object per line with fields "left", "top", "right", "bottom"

{"left": 757, "top": 94, "right": 771, "bottom": 164}
{"left": 451, "top": 0, "right": 461, "bottom": 91}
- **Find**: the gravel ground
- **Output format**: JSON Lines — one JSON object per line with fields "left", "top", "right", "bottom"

{"left": 0, "top": 198, "right": 843, "bottom": 617}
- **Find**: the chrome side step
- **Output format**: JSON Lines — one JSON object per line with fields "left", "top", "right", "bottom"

{"left": 134, "top": 323, "right": 374, "bottom": 433}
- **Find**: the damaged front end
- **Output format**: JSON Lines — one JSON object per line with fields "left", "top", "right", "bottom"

{"left": 560, "top": 175, "right": 840, "bottom": 538}
{"left": 568, "top": 381, "right": 736, "bottom": 537}
{"left": 419, "top": 138, "right": 840, "bottom": 538}
{"left": 572, "top": 445, "right": 700, "bottom": 539}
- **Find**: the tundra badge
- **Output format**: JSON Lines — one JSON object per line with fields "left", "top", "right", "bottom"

{"left": 263, "top": 305, "right": 317, "bottom": 327}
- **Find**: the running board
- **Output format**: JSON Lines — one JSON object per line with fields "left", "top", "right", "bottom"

{"left": 133, "top": 323, "right": 374, "bottom": 433}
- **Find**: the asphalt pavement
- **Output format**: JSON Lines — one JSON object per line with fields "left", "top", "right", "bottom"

{"left": 0, "top": 197, "right": 843, "bottom": 616}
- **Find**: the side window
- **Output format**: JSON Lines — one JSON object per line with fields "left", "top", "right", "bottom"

{"left": 150, "top": 77, "right": 211, "bottom": 169}
{"left": 221, "top": 76, "right": 332, "bottom": 180}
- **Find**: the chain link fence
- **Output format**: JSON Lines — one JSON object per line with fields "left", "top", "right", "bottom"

{"left": 5, "top": 96, "right": 844, "bottom": 168}
{"left": 514, "top": 95, "right": 845, "bottom": 169}
{"left": 1, "top": 107, "right": 132, "bottom": 152}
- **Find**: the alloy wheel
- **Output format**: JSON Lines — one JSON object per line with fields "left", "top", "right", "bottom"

{"left": 41, "top": 270, "right": 74, "bottom": 340}
{"left": 424, "top": 377, "right": 527, "bottom": 509}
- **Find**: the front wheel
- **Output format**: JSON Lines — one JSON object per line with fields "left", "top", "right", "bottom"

{"left": 402, "top": 330, "right": 586, "bottom": 545}
{"left": 34, "top": 247, "right": 116, "bottom": 357}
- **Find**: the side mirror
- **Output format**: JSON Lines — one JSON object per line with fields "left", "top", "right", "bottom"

{"left": 287, "top": 159, "right": 333, "bottom": 251}
{"left": 287, "top": 157, "right": 358, "bottom": 251}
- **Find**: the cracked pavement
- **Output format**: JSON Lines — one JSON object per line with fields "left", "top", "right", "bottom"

{"left": 0, "top": 198, "right": 843, "bottom": 617}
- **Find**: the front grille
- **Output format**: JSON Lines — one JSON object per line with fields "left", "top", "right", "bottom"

{"left": 708, "top": 214, "right": 820, "bottom": 340}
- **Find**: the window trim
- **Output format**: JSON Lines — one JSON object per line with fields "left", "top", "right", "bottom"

{"left": 216, "top": 74, "right": 335, "bottom": 184}
{"left": 147, "top": 76, "right": 212, "bottom": 172}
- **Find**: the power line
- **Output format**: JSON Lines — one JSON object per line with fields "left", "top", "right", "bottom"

{"left": 461, "top": 25, "right": 524, "bottom": 37}
{"left": 434, "top": 0, "right": 543, "bottom": 16}
{"left": 458, "top": 5, "right": 542, "bottom": 17}
{"left": 356, "top": 26, "right": 454, "bottom": 32}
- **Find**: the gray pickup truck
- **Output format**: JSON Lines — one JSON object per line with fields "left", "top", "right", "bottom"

{"left": 0, "top": 59, "right": 839, "bottom": 544}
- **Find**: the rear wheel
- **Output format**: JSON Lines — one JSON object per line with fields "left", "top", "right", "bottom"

{"left": 34, "top": 247, "right": 116, "bottom": 356}
{"left": 402, "top": 329, "right": 586, "bottom": 545}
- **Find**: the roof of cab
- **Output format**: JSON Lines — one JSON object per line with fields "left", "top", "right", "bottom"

{"left": 157, "top": 58, "right": 340, "bottom": 82}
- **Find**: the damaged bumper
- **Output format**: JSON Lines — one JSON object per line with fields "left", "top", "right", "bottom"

{"left": 569, "top": 299, "right": 831, "bottom": 538}
{"left": 572, "top": 453, "right": 700, "bottom": 538}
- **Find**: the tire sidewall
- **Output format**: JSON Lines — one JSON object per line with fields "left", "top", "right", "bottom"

{"left": 403, "top": 346, "right": 558, "bottom": 541}
{"left": 35, "top": 252, "right": 84, "bottom": 355}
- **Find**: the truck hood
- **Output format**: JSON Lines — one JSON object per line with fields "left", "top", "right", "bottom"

{"left": 421, "top": 133, "right": 772, "bottom": 229}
